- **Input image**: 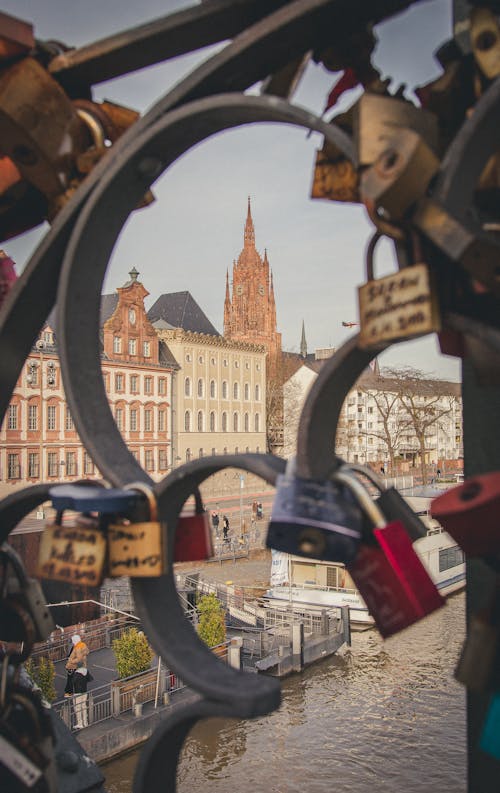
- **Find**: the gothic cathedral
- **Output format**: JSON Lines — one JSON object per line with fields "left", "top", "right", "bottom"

{"left": 223, "top": 199, "right": 282, "bottom": 376}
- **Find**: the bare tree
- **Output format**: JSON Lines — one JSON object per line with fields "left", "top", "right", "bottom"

{"left": 365, "top": 385, "right": 409, "bottom": 474}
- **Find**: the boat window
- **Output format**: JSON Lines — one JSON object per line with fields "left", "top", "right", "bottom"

{"left": 439, "top": 546, "right": 464, "bottom": 572}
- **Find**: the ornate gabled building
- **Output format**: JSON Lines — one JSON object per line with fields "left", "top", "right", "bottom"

{"left": 223, "top": 199, "right": 282, "bottom": 376}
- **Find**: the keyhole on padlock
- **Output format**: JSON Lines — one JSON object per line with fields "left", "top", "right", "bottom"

{"left": 459, "top": 481, "right": 482, "bottom": 502}
{"left": 297, "top": 528, "right": 326, "bottom": 556}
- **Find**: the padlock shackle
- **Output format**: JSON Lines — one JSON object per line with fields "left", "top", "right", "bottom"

{"left": 365, "top": 230, "right": 382, "bottom": 282}
{"left": 348, "top": 463, "right": 386, "bottom": 493}
{"left": 334, "top": 468, "right": 386, "bottom": 529}
{"left": 125, "top": 481, "right": 158, "bottom": 522}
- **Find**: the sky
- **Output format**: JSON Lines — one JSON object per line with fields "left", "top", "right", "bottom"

{"left": 3, "top": 0, "right": 460, "bottom": 381}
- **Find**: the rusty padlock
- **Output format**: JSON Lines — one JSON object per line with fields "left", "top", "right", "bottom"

{"left": 430, "top": 471, "right": 500, "bottom": 557}
{"left": 338, "top": 468, "right": 444, "bottom": 638}
{"left": 358, "top": 231, "right": 441, "bottom": 349}
{"left": 108, "top": 482, "right": 165, "bottom": 577}
{"left": 174, "top": 488, "right": 213, "bottom": 563}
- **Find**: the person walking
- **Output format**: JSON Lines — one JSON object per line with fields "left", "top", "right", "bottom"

{"left": 73, "top": 666, "right": 92, "bottom": 729}
{"left": 222, "top": 515, "right": 230, "bottom": 543}
{"left": 66, "top": 633, "right": 89, "bottom": 675}
{"left": 211, "top": 510, "right": 220, "bottom": 537}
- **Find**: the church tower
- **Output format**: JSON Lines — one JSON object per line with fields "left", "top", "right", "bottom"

{"left": 224, "top": 199, "right": 282, "bottom": 374}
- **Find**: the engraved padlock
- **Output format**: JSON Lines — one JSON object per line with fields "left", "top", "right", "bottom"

{"left": 358, "top": 231, "right": 441, "bottom": 350}
{"left": 348, "top": 464, "right": 427, "bottom": 542}
{"left": 37, "top": 484, "right": 111, "bottom": 587}
{"left": 430, "top": 471, "right": 500, "bottom": 556}
{"left": 174, "top": 488, "right": 214, "bottom": 563}
{"left": 339, "top": 467, "right": 445, "bottom": 638}
{"left": 108, "top": 482, "right": 165, "bottom": 577}
{"left": 266, "top": 458, "right": 363, "bottom": 563}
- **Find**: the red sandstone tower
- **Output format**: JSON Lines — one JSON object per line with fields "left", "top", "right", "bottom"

{"left": 223, "top": 198, "right": 282, "bottom": 376}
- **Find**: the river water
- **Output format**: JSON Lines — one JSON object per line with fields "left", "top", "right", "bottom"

{"left": 102, "top": 592, "right": 466, "bottom": 793}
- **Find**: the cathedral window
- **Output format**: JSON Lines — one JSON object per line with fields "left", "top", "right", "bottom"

{"left": 222, "top": 381, "right": 228, "bottom": 399}
{"left": 197, "top": 411, "right": 203, "bottom": 431}
{"left": 244, "top": 413, "right": 249, "bottom": 432}
{"left": 185, "top": 411, "right": 191, "bottom": 432}
{"left": 255, "top": 414, "right": 260, "bottom": 432}
{"left": 233, "top": 412, "right": 239, "bottom": 432}
{"left": 222, "top": 412, "right": 227, "bottom": 432}
{"left": 197, "top": 379, "right": 204, "bottom": 398}
{"left": 210, "top": 412, "right": 216, "bottom": 432}
{"left": 233, "top": 382, "right": 239, "bottom": 399}
{"left": 185, "top": 377, "right": 191, "bottom": 397}
{"left": 244, "top": 383, "right": 249, "bottom": 400}
{"left": 210, "top": 380, "right": 216, "bottom": 399}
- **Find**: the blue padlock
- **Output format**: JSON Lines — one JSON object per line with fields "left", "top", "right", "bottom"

{"left": 266, "top": 461, "right": 363, "bottom": 563}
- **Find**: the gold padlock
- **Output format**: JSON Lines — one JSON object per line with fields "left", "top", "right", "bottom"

{"left": 108, "top": 482, "right": 165, "bottom": 578}
{"left": 358, "top": 231, "right": 441, "bottom": 349}
{"left": 37, "top": 513, "right": 107, "bottom": 587}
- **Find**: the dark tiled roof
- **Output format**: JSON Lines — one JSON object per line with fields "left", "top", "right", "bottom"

{"left": 159, "top": 340, "right": 180, "bottom": 369}
{"left": 100, "top": 294, "right": 119, "bottom": 325}
{"left": 148, "top": 291, "right": 219, "bottom": 336}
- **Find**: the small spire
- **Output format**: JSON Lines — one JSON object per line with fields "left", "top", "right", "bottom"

{"left": 300, "top": 320, "right": 307, "bottom": 358}
{"left": 129, "top": 267, "right": 139, "bottom": 282}
{"left": 244, "top": 197, "right": 255, "bottom": 247}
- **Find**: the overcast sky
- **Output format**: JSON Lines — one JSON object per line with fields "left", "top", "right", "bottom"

{"left": 4, "top": 0, "right": 460, "bottom": 381}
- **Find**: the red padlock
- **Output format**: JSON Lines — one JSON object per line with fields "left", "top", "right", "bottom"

{"left": 430, "top": 471, "right": 500, "bottom": 556}
{"left": 336, "top": 469, "right": 445, "bottom": 638}
{"left": 174, "top": 489, "right": 214, "bottom": 562}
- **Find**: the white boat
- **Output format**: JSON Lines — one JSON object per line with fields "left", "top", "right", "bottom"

{"left": 264, "top": 496, "right": 466, "bottom": 629}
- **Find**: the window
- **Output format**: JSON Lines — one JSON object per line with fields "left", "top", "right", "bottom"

{"left": 130, "top": 408, "right": 138, "bottom": 431}
{"left": 439, "top": 545, "right": 464, "bottom": 571}
{"left": 115, "top": 408, "right": 124, "bottom": 431}
{"left": 222, "top": 381, "right": 228, "bottom": 399}
{"left": 244, "top": 383, "right": 249, "bottom": 400}
{"left": 222, "top": 412, "right": 227, "bottom": 432}
{"left": 47, "top": 405, "right": 56, "bottom": 431}
{"left": 158, "top": 410, "right": 166, "bottom": 432}
{"left": 244, "top": 413, "right": 249, "bottom": 432}
{"left": 198, "top": 355, "right": 204, "bottom": 364}
{"left": 233, "top": 412, "right": 239, "bottom": 432}
{"left": 158, "top": 378, "right": 167, "bottom": 396}
{"left": 234, "top": 447, "right": 238, "bottom": 454}
{"left": 8, "top": 454, "right": 20, "bottom": 479}
{"left": 144, "top": 376, "right": 153, "bottom": 394}
{"left": 143, "top": 341, "right": 151, "bottom": 358}
{"left": 7, "top": 404, "right": 17, "bottom": 430}
{"left": 145, "top": 450, "right": 154, "bottom": 471}
{"left": 212, "top": 448, "right": 216, "bottom": 456}
{"left": 27, "top": 364, "right": 38, "bottom": 386}
{"left": 185, "top": 411, "right": 191, "bottom": 432}
{"left": 129, "top": 308, "right": 136, "bottom": 324}
{"left": 199, "top": 448, "right": 204, "bottom": 458}
{"left": 197, "top": 411, "right": 203, "bottom": 432}
{"left": 245, "top": 361, "right": 250, "bottom": 369}
{"left": 210, "top": 411, "right": 216, "bottom": 432}
{"left": 210, "top": 380, "right": 216, "bottom": 398}
{"left": 211, "top": 357, "right": 216, "bottom": 366}
{"left": 186, "top": 448, "right": 191, "bottom": 462}
{"left": 28, "top": 404, "right": 38, "bottom": 431}
{"left": 256, "top": 363, "right": 261, "bottom": 371}
{"left": 65, "top": 408, "right": 74, "bottom": 431}
{"left": 185, "top": 353, "right": 192, "bottom": 362}
{"left": 233, "top": 382, "right": 239, "bottom": 399}
{"left": 197, "top": 379, "right": 204, "bottom": 398}
{"left": 103, "top": 372, "right": 110, "bottom": 392}
{"left": 234, "top": 360, "right": 239, "bottom": 368}
{"left": 28, "top": 453, "right": 39, "bottom": 478}
{"left": 223, "top": 358, "right": 228, "bottom": 367}
{"left": 245, "top": 446, "right": 250, "bottom": 453}
{"left": 115, "top": 373, "right": 124, "bottom": 391}
{"left": 185, "top": 377, "right": 191, "bottom": 397}
{"left": 66, "top": 452, "right": 76, "bottom": 476}
{"left": 254, "top": 413, "right": 260, "bottom": 432}
{"left": 130, "top": 375, "right": 139, "bottom": 394}
{"left": 128, "top": 339, "right": 137, "bottom": 355}
{"left": 158, "top": 449, "right": 168, "bottom": 470}
{"left": 84, "top": 452, "right": 94, "bottom": 474}
{"left": 144, "top": 409, "right": 153, "bottom": 432}
{"left": 113, "top": 336, "right": 122, "bottom": 354}
{"left": 47, "top": 452, "right": 58, "bottom": 477}
{"left": 368, "top": 406, "right": 374, "bottom": 414}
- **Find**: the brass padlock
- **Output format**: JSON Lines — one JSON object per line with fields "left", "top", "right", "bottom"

{"left": 38, "top": 512, "right": 107, "bottom": 587}
{"left": 358, "top": 231, "right": 441, "bottom": 349}
{"left": 108, "top": 482, "right": 165, "bottom": 577}
{"left": 311, "top": 106, "right": 360, "bottom": 204}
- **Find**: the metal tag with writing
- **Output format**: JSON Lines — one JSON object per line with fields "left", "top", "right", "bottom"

{"left": 108, "top": 521, "right": 165, "bottom": 577}
{"left": 37, "top": 522, "right": 106, "bottom": 586}
{"left": 358, "top": 263, "right": 441, "bottom": 349}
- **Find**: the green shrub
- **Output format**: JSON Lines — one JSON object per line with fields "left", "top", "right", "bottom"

{"left": 112, "top": 627, "right": 154, "bottom": 679}
{"left": 197, "top": 593, "right": 226, "bottom": 648}
{"left": 25, "top": 656, "right": 56, "bottom": 703}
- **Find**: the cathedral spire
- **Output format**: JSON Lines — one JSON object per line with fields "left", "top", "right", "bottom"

{"left": 244, "top": 196, "right": 255, "bottom": 248}
{"left": 300, "top": 320, "right": 307, "bottom": 358}
{"left": 223, "top": 268, "right": 232, "bottom": 336}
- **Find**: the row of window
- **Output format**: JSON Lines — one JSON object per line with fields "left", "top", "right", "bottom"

{"left": 184, "top": 446, "right": 261, "bottom": 461}
{"left": 8, "top": 404, "right": 75, "bottom": 432}
{"left": 108, "top": 373, "right": 168, "bottom": 396}
{"left": 6, "top": 447, "right": 170, "bottom": 480}
{"left": 184, "top": 353, "right": 261, "bottom": 371}
{"left": 184, "top": 411, "right": 261, "bottom": 433}
{"left": 113, "top": 337, "right": 151, "bottom": 358}
{"left": 114, "top": 406, "right": 168, "bottom": 433}
{"left": 184, "top": 378, "right": 261, "bottom": 401}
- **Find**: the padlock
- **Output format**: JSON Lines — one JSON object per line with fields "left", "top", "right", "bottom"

{"left": 358, "top": 230, "right": 441, "bottom": 349}
{"left": 470, "top": 7, "right": 500, "bottom": 80}
{"left": 360, "top": 126, "right": 440, "bottom": 220}
{"left": 455, "top": 613, "right": 500, "bottom": 692}
{"left": 108, "top": 482, "right": 165, "bottom": 577}
{"left": 37, "top": 484, "right": 136, "bottom": 587}
{"left": 174, "top": 488, "right": 214, "bottom": 563}
{"left": 0, "top": 544, "right": 54, "bottom": 653}
{"left": 348, "top": 464, "right": 427, "bottom": 542}
{"left": 338, "top": 468, "right": 445, "bottom": 638}
{"left": 430, "top": 471, "right": 500, "bottom": 556}
{"left": 480, "top": 691, "right": 500, "bottom": 760}
{"left": 266, "top": 459, "right": 363, "bottom": 563}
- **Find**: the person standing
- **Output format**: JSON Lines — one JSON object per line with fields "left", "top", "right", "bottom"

{"left": 73, "top": 666, "right": 91, "bottom": 729}
{"left": 211, "top": 510, "right": 220, "bottom": 536}
{"left": 222, "top": 515, "right": 230, "bottom": 543}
